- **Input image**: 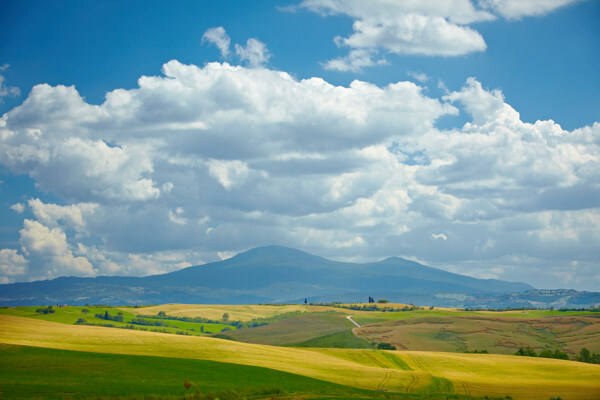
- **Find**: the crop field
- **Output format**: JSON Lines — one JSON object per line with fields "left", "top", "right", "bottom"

{"left": 1, "top": 314, "right": 599, "bottom": 399}
{"left": 223, "top": 312, "right": 372, "bottom": 347}
{"left": 0, "top": 344, "right": 374, "bottom": 400}
{"left": 355, "top": 315, "right": 600, "bottom": 356}
{"left": 134, "top": 303, "right": 309, "bottom": 321}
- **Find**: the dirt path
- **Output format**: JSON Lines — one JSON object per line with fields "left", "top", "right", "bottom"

{"left": 346, "top": 315, "right": 361, "bottom": 328}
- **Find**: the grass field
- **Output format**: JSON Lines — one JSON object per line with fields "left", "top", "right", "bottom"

{"left": 134, "top": 303, "right": 309, "bottom": 321}
{"left": 1, "top": 314, "right": 599, "bottom": 399}
{"left": 0, "top": 305, "right": 233, "bottom": 335}
{"left": 355, "top": 314, "right": 600, "bottom": 356}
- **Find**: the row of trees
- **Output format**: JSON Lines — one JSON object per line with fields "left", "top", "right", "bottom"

{"left": 514, "top": 346, "right": 600, "bottom": 363}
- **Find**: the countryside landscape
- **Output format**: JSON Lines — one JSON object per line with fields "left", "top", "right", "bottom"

{"left": 1, "top": 1, "right": 599, "bottom": 399}
{"left": 1, "top": 247, "right": 600, "bottom": 399}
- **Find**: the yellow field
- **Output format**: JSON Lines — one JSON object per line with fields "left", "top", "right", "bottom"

{"left": 1, "top": 315, "right": 599, "bottom": 399}
{"left": 128, "top": 303, "right": 308, "bottom": 321}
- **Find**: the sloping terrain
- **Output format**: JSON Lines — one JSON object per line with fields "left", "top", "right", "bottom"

{"left": 0, "top": 245, "right": 537, "bottom": 307}
{"left": 355, "top": 314, "right": 600, "bottom": 356}
{"left": 136, "top": 303, "right": 308, "bottom": 321}
{"left": 222, "top": 312, "right": 364, "bottom": 346}
{"left": 1, "top": 314, "right": 599, "bottom": 399}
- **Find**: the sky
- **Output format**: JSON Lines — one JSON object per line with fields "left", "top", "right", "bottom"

{"left": 0, "top": 0, "right": 599, "bottom": 291}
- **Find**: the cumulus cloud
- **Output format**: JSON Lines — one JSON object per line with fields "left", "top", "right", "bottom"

{"left": 202, "top": 26, "right": 231, "bottom": 58}
{"left": 19, "top": 219, "right": 95, "bottom": 279}
{"left": 298, "top": 0, "right": 579, "bottom": 69}
{"left": 0, "top": 249, "right": 28, "bottom": 283}
{"left": 235, "top": 38, "right": 271, "bottom": 67}
{"left": 0, "top": 60, "right": 598, "bottom": 290}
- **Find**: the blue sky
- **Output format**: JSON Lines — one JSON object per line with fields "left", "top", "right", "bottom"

{"left": 0, "top": 0, "right": 599, "bottom": 290}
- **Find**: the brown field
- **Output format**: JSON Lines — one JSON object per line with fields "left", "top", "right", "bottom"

{"left": 355, "top": 314, "right": 600, "bottom": 356}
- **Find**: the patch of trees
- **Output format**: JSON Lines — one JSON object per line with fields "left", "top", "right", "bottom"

{"left": 377, "top": 299, "right": 389, "bottom": 304}
{"left": 129, "top": 317, "right": 170, "bottom": 327}
{"left": 558, "top": 306, "right": 600, "bottom": 312}
{"left": 515, "top": 346, "right": 568, "bottom": 358}
{"left": 312, "top": 302, "right": 423, "bottom": 312}
{"left": 577, "top": 348, "right": 600, "bottom": 364}
{"left": 464, "top": 349, "right": 488, "bottom": 354}
{"left": 94, "top": 311, "right": 124, "bottom": 322}
{"left": 35, "top": 306, "right": 55, "bottom": 314}
{"left": 376, "top": 342, "right": 396, "bottom": 350}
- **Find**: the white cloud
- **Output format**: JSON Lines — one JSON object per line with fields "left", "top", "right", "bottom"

{"left": 28, "top": 198, "right": 97, "bottom": 231}
{"left": 235, "top": 38, "right": 271, "bottom": 67}
{"left": 0, "top": 60, "right": 598, "bottom": 290}
{"left": 207, "top": 159, "right": 250, "bottom": 189}
{"left": 202, "top": 26, "right": 231, "bottom": 58}
{"left": 432, "top": 233, "right": 448, "bottom": 240}
{"left": 479, "top": 0, "right": 582, "bottom": 20}
{"left": 298, "top": 0, "right": 579, "bottom": 69}
{"left": 339, "top": 14, "right": 487, "bottom": 57}
{"left": 19, "top": 219, "right": 95, "bottom": 279}
{"left": 10, "top": 202, "right": 25, "bottom": 213}
{"left": 0, "top": 249, "right": 28, "bottom": 282}
{"left": 323, "top": 49, "right": 387, "bottom": 72}
{"left": 0, "top": 64, "right": 20, "bottom": 100}
{"left": 408, "top": 71, "right": 430, "bottom": 83}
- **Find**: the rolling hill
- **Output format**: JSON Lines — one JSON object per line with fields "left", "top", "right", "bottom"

{"left": 0, "top": 246, "right": 540, "bottom": 307}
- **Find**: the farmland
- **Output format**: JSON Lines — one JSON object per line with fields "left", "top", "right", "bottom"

{"left": 354, "top": 314, "right": 600, "bottom": 356}
{"left": 1, "top": 312, "right": 600, "bottom": 399}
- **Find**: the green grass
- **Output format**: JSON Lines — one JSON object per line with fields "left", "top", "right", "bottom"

{"left": 291, "top": 329, "right": 373, "bottom": 349}
{"left": 0, "top": 306, "right": 233, "bottom": 335}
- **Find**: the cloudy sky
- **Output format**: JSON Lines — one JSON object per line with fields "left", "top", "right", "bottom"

{"left": 0, "top": 0, "right": 598, "bottom": 290}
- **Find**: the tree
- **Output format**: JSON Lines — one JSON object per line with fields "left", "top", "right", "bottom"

{"left": 578, "top": 348, "right": 591, "bottom": 363}
{"left": 304, "top": 298, "right": 308, "bottom": 304}
{"left": 377, "top": 299, "right": 389, "bottom": 304}
{"left": 539, "top": 349, "right": 554, "bottom": 358}
{"left": 368, "top": 296, "right": 374, "bottom": 303}
{"left": 157, "top": 311, "right": 167, "bottom": 317}
{"left": 553, "top": 349, "right": 569, "bottom": 360}
{"left": 222, "top": 312, "right": 229, "bottom": 324}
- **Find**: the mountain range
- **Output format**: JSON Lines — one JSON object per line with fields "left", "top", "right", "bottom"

{"left": 1, "top": 246, "right": 597, "bottom": 308}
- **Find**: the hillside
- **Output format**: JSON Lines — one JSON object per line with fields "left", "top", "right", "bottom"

{"left": 2, "top": 314, "right": 599, "bottom": 399}
{"left": 0, "top": 246, "right": 540, "bottom": 307}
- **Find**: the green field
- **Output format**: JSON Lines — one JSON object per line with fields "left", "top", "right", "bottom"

{"left": 1, "top": 314, "right": 599, "bottom": 399}
{"left": 0, "top": 305, "right": 234, "bottom": 335}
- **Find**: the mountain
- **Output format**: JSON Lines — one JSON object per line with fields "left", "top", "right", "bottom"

{"left": 0, "top": 245, "right": 544, "bottom": 307}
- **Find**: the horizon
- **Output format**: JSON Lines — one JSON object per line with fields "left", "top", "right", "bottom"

{"left": 0, "top": 0, "right": 599, "bottom": 291}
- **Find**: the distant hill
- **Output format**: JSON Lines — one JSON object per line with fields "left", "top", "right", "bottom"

{"left": 3, "top": 245, "right": 587, "bottom": 308}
